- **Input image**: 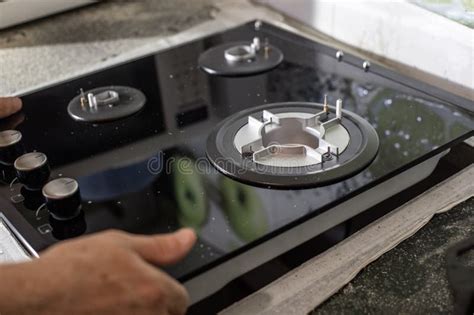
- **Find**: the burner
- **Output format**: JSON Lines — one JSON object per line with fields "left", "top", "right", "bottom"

{"left": 207, "top": 100, "right": 379, "bottom": 188}
{"left": 198, "top": 37, "right": 283, "bottom": 76}
{"left": 67, "top": 85, "right": 146, "bottom": 123}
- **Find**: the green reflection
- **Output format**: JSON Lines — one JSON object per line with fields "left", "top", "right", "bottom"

{"left": 173, "top": 156, "right": 208, "bottom": 229}
{"left": 221, "top": 176, "right": 268, "bottom": 242}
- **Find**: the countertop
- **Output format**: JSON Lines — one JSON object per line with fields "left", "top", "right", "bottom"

{"left": 314, "top": 197, "right": 473, "bottom": 314}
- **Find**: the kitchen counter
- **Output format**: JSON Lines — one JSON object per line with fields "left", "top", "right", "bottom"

{"left": 313, "top": 197, "right": 473, "bottom": 314}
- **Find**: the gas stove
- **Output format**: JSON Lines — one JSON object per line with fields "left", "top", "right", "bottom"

{"left": 0, "top": 20, "right": 472, "bottom": 313}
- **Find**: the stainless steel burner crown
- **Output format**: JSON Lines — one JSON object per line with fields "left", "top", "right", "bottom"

{"left": 224, "top": 37, "right": 267, "bottom": 63}
{"left": 234, "top": 98, "right": 348, "bottom": 168}
{"left": 206, "top": 101, "right": 379, "bottom": 188}
{"left": 67, "top": 86, "right": 146, "bottom": 123}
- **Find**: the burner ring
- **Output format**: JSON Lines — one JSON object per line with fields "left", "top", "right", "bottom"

{"left": 206, "top": 102, "right": 379, "bottom": 188}
{"left": 224, "top": 45, "right": 256, "bottom": 63}
{"left": 198, "top": 39, "right": 283, "bottom": 77}
{"left": 67, "top": 86, "right": 146, "bottom": 123}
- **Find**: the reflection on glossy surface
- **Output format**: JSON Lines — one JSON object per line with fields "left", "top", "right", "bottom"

{"left": 220, "top": 176, "right": 267, "bottom": 242}
{"left": 173, "top": 156, "right": 208, "bottom": 230}
{"left": 20, "top": 186, "right": 45, "bottom": 210}
{"left": 0, "top": 22, "right": 472, "bottom": 279}
{"left": 50, "top": 210, "right": 87, "bottom": 240}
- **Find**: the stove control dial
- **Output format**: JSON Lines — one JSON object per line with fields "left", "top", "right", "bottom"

{"left": 42, "top": 178, "right": 81, "bottom": 220}
{"left": 14, "top": 152, "right": 50, "bottom": 189}
{"left": 0, "top": 130, "right": 23, "bottom": 165}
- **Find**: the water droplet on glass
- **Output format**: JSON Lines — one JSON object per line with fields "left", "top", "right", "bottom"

{"left": 394, "top": 143, "right": 401, "bottom": 149}
{"left": 404, "top": 134, "right": 410, "bottom": 140}
{"left": 384, "top": 130, "right": 391, "bottom": 136}
{"left": 357, "top": 87, "right": 369, "bottom": 97}
{"left": 384, "top": 99, "right": 393, "bottom": 106}
{"left": 416, "top": 116, "right": 422, "bottom": 122}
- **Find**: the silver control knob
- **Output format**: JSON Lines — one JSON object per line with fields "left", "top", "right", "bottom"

{"left": 14, "top": 152, "right": 50, "bottom": 189}
{"left": 0, "top": 130, "right": 23, "bottom": 165}
{"left": 42, "top": 178, "right": 81, "bottom": 220}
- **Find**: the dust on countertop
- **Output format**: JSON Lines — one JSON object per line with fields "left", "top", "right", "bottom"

{"left": 0, "top": 0, "right": 218, "bottom": 95}
{"left": 0, "top": 0, "right": 217, "bottom": 48}
{"left": 312, "top": 197, "right": 474, "bottom": 314}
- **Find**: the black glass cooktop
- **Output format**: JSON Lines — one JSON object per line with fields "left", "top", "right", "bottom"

{"left": 0, "top": 21, "right": 472, "bottom": 282}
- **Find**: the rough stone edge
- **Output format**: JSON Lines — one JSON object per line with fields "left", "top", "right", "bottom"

{"left": 220, "top": 165, "right": 474, "bottom": 315}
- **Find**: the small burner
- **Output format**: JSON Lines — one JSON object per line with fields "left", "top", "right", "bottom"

{"left": 206, "top": 100, "right": 379, "bottom": 188}
{"left": 67, "top": 85, "right": 146, "bottom": 123}
{"left": 198, "top": 37, "right": 283, "bottom": 77}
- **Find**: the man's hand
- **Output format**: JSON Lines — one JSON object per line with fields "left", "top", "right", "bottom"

{"left": 0, "top": 97, "right": 22, "bottom": 119}
{"left": 0, "top": 228, "right": 197, "bottom": 315}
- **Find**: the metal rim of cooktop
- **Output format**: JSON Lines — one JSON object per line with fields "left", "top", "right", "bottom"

{"left": 206, "top": 102, "right": 379, "bottom": 188}
{"left": 198, "top": 39, "right": 284, "bottom": 77}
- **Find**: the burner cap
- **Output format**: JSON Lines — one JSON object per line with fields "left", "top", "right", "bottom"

{"left": 198, "top": 37, "right": 283, "bottom": 77}
{"left": 206, "top": 101, "right": 379, "bottom": 188}
{"left": 67, "top": 86, "right": 146, "bottom": 123}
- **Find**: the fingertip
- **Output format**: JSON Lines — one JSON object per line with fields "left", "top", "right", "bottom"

{"left": 12, "top": 97, "right": 22, "bottom": 111}
{"left": 0, "top": 97, "right": 22, "bottom": 119}
{"left": 175, "top": 228, "right": 197, "bottom": 249}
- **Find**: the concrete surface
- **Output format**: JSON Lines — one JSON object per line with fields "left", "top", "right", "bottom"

{"left": 221, "top": 165, "right": 474, "bottom": 315}
{"left": 313, "top": 197, "right": 474, "bottom": 314}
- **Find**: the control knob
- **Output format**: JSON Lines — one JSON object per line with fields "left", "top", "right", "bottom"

{"left": 0, "top": 130, "right": 23, "bottom": 165}
{"left": 14, "top": 152, "right": 50, "bottom": 190}
{"left": 42, "top": 178, "right": 81, "bottom": 220}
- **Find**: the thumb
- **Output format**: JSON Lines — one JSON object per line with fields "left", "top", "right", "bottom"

{"left": 129, "top": 228, "right": 197, "bottom": 265}
{"left": 0, "top": 97, "right": 22, "bottom": 119}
